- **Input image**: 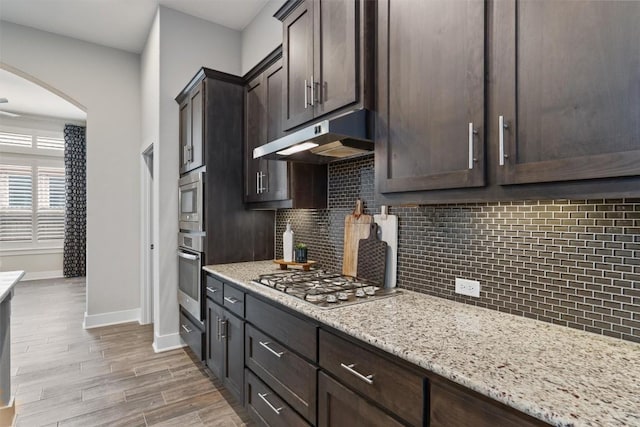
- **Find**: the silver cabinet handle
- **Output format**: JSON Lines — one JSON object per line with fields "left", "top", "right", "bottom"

{"left": 224, "top": 296, "right": 239, "bottom": 304}
{"left": 259, "top": 341, "right": 284, "bottom": 358}
{"left": 182, "top": 145, "right": 189, "bottom": 165}
{"left": 178, "top": 251, "right": 198, "bottom": 261}
{"left": 216, "top": 316, "right": 221, "bottom": 341}
{"left": 206, "top": 287, "right": 218, "bottom": 293}
{"left": 499, "top": 115, "right": 509, "bottom": 166}
{"left": 256, "top": 171, "right": 260, "bottom": 194}
{"left": 258, "top": 392, "right": 283, "bottom": 415}
{"left": 304, "top": 79, "right": 308, "bottom": 109}
{"left": 220, "top": 319, "right": 227, "bottom": 339}
{"left": 340, "top": 363, "right": 374, "bottom": 385}
{"left": 468, "top": 122, "right": 477, "bottom": 169}
{"left": 310, "top": 75, "right": 315, "bottom": 106}
{"left": 188, "top": 144, "right": 193, "bottom": 162}
{"left": 181, "top": 324, "right": 192, "bottom": 334}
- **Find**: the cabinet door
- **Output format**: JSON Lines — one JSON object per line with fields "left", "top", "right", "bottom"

{"left": 282, "top": 0, "right": 315, "bottom": 130}
{"left": 186, "top": 81, "right": 205, "bottom": 173}
{"left": 314, "top": 0, "right": 358, "bottom": 116}
{"left": 264, "top": 61, "right": 290, "bottom": 202}
{"left": 376, "top": 0, "right": 485, "bottom": 194}
{"left": 494, "top": 0, "right": 640, "bottom": 184}
{"left": 205, "top": 299, "right": 224, "bottom": 379}
{"left": 223, "top": 311, "right": 244, "bottom": 404}
{"left": 245, "top": 75, "right": 267, "bottom": 202}
{"left": 178, "top": 101, "right": 191, "bottom": 174}
{"left": 317, "top": 372, "right": 405, "bottom": 427}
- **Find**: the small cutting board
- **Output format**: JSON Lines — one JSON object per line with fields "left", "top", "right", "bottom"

{"left": 374, "top": 206, "right": 398, "bottom": 287}
{"left": 342, "top": 199, "right": 372, "bottom": 277}
{"left": 357, "top": 222, "right": 388, "bottom": 286}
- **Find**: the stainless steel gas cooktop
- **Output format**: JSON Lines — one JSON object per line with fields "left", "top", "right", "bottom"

{"left": 252, "top": 270, "right": 399, "bottom": 309}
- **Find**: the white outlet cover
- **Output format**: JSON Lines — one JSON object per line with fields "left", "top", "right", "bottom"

{"left": 455, "top": 278, "right": 481, "bottom": 298}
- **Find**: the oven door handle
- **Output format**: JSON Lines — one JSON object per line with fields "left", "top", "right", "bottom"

{"left": 178, "top": 251, "right": 199, "bottom": 261}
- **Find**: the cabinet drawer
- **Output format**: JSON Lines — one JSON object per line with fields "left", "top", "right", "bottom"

{"left": 319, "top": 329, "right": 425, "bottom": 426}
{"left": 205, "top": 275, "right": 224, "bottom": 305}
{"left": 318, "top": 372, "right": 405, "bottom": 427}
{"left": 430, "top": 379, "right": 546, "bottom": 427}
{"left": 246, "top": 324, "right": 318, "bottom": 424}
{"left": 246, "top": 295, "right": 317, "bottom": 361}
{"left": 179, "top": 311, "right": 203, "bottom": 360}
{"left": 245, "top": 369, "right": 310, "bottom": 427}
{"left": 223, "top": 284, "right": 245, "bottom": 318}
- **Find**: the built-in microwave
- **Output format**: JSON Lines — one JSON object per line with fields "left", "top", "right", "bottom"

{"left": 179, "top": 170, "right": 204, "bottom": 232}
{"left": 177, "top": 232, "right": 204, "bottom": 323}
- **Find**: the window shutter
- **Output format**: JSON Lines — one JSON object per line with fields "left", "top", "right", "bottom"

{"left": 0, "top": 164, "right": 34, "bottom": 241}
{"left": 36, "top": 135, "right": 65, "bottom": 151}
{"left": 0, "top": 131, "right": 32, "bottom": 148}
{"left": 37, "top": 167, "right": 65, "bottom": 241}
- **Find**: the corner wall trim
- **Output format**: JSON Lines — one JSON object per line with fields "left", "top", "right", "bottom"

{"left": 152, "top": 332, "right": 185, "bottom": 353}
{"left": 23, "top": 270, "right": 63, "bottom": 281}
{"left": 83, "top": 308, "right": 141, "bottom": 329}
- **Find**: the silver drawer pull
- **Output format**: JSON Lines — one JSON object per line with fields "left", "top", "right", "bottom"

{"left": 304, "top": 79, "right": 308, "bottom": 109}
{"left": 206, "top": 287, "right": 218, "bottom": 293}
{"left": 340, "top": 363, "right": 374, "bottom": 385}
{"left": 259, "top": 341, "right": 284, "bottom": 358}
{"left": 224, "top": 296, "right": 239, "bottom": 304}
{"left": 181, "top": 324, "right": 192, "bottom": 334}
{"left": 258, "top": 392, "right": 283, "bottom": 415}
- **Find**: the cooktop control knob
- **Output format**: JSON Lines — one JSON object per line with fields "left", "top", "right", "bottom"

{"left": 337, "top": 292, "right": 349, "bottom": 301}
{"left": 355, "top": 289, "right": 366, "bottom": 298}
{"left": 326, "top": 294, "right": 337, "bottom": 303}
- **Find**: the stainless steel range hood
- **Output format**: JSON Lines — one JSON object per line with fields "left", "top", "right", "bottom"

{"left": 253, "top": 109, "right": 372, "bottom": 163}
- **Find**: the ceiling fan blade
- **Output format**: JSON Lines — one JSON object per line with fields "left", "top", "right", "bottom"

{"left": 0, "top": 111, "right": 20, "bottom": 118}
{"left": 0, "top": 98, "right": 8, "bottom": 103}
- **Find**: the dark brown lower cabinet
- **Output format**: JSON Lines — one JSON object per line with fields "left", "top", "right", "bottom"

{"left": 223, "top": 311, "right": 244, "bottom": 402}
{"left": 317, "top": 372, "right": 404, "bottom": 427}
{"left": 430, "top": 379, "right": 547, "bottom": 427}
{"left": 245, "top": 324, "right": 318, "bottom": 424}
{"left": 245, "top": 369, "right": 310, "bottom": 427}
{"left": 205, "top": 286, "right": 245, "bottom": 404}
{"left": 319, "top": 329, "right": 424, "bottom": 426}
{"left": 205, "top": 298, "right": 224, "bottom": 378}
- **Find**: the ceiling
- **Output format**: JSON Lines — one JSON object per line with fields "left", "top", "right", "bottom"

{"left": 0, "top": 0, "right": 270, "bottom": 53}
{"left": 0, "top": 0, "right": 269, "bottom": 121}
{"left": 0, "top": 69, "right": 87, "bottom": 121}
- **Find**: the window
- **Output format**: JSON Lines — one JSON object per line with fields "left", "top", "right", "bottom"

{"left": 0, "top": 123, "right": 65, "bottom": 249}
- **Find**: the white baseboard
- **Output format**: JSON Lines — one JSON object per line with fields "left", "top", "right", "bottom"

{"left": 22, "top": 270, "right": 63, "bottom": 281}
{"left": 152, "top": 332, "right": 185, "bottom": 353}
{"left": 83, "top": 308, "right": 141, "bottom": 329}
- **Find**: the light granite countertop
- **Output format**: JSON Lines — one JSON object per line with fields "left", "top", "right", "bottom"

{"left": 203, "top": 261, "right": 640, "bottom": 427}
{"left": 0, "top": 270, "right": 24, "bottom": 303}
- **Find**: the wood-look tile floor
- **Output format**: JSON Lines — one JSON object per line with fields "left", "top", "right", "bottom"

{"left": 9, "top": 277, "right": 253, "bottom": 427}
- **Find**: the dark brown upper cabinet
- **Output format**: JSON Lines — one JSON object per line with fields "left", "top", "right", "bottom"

{"left": 245, "top": 61, "right": 289, "bottom": 204}
{"left": 375, "top": 0, "right": 486, "bottom": 194}
{"left": 493, "top": 0, "right": 640, "bottom": 185}
{"left": 178, "top": 81, "right": 205, "bottom": 174}
{"left": 243, "top": 48, "right": 328, "bottom": 209}
{"left": 276, "top": 0, "right": 374, "bottom": 131}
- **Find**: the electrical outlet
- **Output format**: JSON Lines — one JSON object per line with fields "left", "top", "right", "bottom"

{"left": 455, "top": 278, "right": 480, "bottom": 298}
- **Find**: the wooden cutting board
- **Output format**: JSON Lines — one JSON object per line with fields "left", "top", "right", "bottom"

{"left": 342, "top": 199, "right": 372, "bottom": 277}
{"left": 374, "top": 206, "right": 398, "bottom": 287}
{"left": 357, "top": 222, "right": 388, "bottom": 285}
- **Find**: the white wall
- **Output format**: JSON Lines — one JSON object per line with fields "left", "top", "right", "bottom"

{"left": 0, "top": 22, "right": 142, "bottom": 323}
{"left": 241, "top": 0, "right": 286, "bottom": 74}
{"left": 140, "top": 7, "right": 242, "bottom": 350}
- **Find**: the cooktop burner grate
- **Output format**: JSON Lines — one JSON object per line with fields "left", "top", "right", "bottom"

{"left": 253, "top": 270, "right": 398, "bottom": 309}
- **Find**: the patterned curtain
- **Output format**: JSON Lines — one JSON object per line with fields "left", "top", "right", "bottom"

{"left": 63, "top": 125, "right": 86, "bottom": 277}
